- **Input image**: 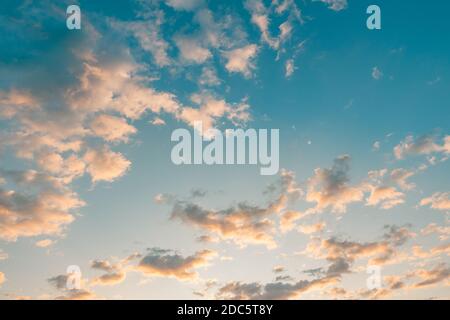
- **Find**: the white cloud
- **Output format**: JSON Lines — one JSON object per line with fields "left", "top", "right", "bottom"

{"left": 175, "top": 37, "right": 212, "bottom": 64}
{"left": 314, "top": 0, "right": 348, "bottom": 11}
{"left": 83, "top": 147, "right": 131, "bottom": 183}
{"left": 372, "top": 67, "right": 383, "bottom": 80}
{"left": 223, "top": 45, "right": 259, "bottom": 78}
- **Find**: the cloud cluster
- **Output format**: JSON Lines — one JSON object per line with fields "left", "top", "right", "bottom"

{"left": 305, "top": 155, "right": 365, "bottom": 214}
{"left": 0, "top": 170, "right": 84, "bottom": 241}
{"left": 420, "top": 192, "right": 450, "bottom": 212}
{"left": 167, "top": 170, "right": 301, "bottom": 248}
{"left": 136, "top": 248, "right": 217, "bottom": 280}
{"left": 216, "top": 276, "right": 338, "bottom": 300}
{"left": 394, "top": 134, "right": 450, "bottom": 160}
{"left": 89, "top": 248, "right": 217, "bottom": 287}
{"left": 0, "top": 2, "right": 253, "bottom": 243}
{"left": 303, "top": 225, "right": 414, "bottom": 276}
{"left": 314, "top": 0, "right": 348, "bottom": 11}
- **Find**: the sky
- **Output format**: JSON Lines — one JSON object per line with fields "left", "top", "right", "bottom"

{"left": 0, "top": 0, "right": 449, "bottom": 300}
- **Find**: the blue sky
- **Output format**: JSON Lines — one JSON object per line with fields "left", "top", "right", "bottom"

{"left": 0, "top": 0, "right": 449, "bottom": 300}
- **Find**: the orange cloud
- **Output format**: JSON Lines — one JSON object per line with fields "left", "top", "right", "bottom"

{"left": 83, "top": 146, "right": 131, "bottom": 183}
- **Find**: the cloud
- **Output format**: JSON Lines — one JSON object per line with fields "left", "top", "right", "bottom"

{"left": 165, "top": 0, "right": 204, "bottom": 11}
{"left": 244, "top": 0, "right": 301, "bottom": 52}
{"left": 136, "top": 249, "right": 217, "bottom": 280}
{"left": 412, "top": 243, "right": 450, "bottom": 259}
{"left": 0, "top": 249, "right": 7, "bottom": 260}
{"left": 420, "top": 192, "right": 450, "bottom": 212}
{"left": 409, "top": 263, "right": 450, "bottom": 288}
{"left": 0, "top": 171, "right": 84, "bottom": 241}
{"left": 421, "top": 223, "right": 450, "bottom": 241}
{"left": 48, "top": 273, "right": 98, "bottom": 300}
{"left": 280, "top": 210, "right": 304, "bottom": 233}
{"left": 168, "top": 170, "right": 301, "bottom": 248}
{"left": 223, "top": 45, "right": 259, "bottom": 78}
{"left": 35, "top": 239, "right": 53, "bottom": 248}
{"left": 118, "top": 19, "right": 171, "bottom": 67}
{"left": 371, "top": 67, "right": 383, "bottom": 80}
{"left": 305, "top": 155, "right": 365, "bottom": 214}
{"left": 177, "top": 92, "right": 251, "bottom": 133}
{"left": 0, "top": 2, "right": 216, "bottom": 242}
{"left": 285, "top": 59, "right": 295, "bottom": 78}
{"left": 90, "top": 114, "right": 137, "bottom": 143}
{"left": 273, "top": 266, "right": 285, "bottom": 273}
{"left": 364, "top": 168, "right": 416, "bottom": 210}
{"left": 366, "top": 186, "right": 404, "bottom": 210}
{"left": 83, "top": 146, "right": 131, "bottom": 183}
{"left": 89, "top": 248, "right": 217, "bottom": 286}
{"left": 55, "top": 289, "right": 97, "bottom": 300}
{"left": 303, "top": 225, "right": 414, "bottom": 275}
{"left": 171, "top": 201, "right": 278, "bottom": 248}
{"left": 175, "top": 36, "right": 212, "bottom": 64}
{"left": 90, "top": 259, "right": 127, "bottom": 286}
{"left": 372, "top": 141, "right": 381, "bottom": 151}
{"left": 394, "top": 134, "right": 449, "bottom": 159}
{"left": 245, "top": 0, "right": 278, "bottom": 49}
{"left": 216, "top": 276, "right": 339, "bottom": 299}
{"left": 199, "top": 67, "right": 221, "bottom": 86}
{"left": 298, "top": 222, "right": 326, "bottom": 235}
{"left": 314, "top": 0, "right": 348, "bottom": 11}
{"left": 390, "top": 168, "right": 416, "bottom": 190}
{"left": 150, "top": 117, "right": 166, "bottom": 126}
{"left": 0, "top": 272, "right": 5, "bottom": 286}
{"left": 0, "top": 89, "right": 39, "bottom": 118}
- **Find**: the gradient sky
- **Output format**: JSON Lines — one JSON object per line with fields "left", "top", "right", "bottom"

{"left": 0, "top": 0, "right": 449, "bottom": 300}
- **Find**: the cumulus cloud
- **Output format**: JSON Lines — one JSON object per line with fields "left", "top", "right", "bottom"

{"left": 168, "top": 170, "right": 301, "bottom": 248}
{"left": 0, "top": 170, "right": 84, "bottom": 241}
{"left": 314, "top": 0, "right": 348, "bottom": 11}
{"left": 366, "top": 186, "right": 404, "bottom": 210}
{"left": 0, "top": 272, "right": 5, "bottom": 286}
{"left": 390, "top": 168, "right": 416, "bottom": 191}
{"left": 199, "top": 67, "right": 221, "bottom": 86}
{"left": 223, "top": 45, "right": 259, "bottom": 78}
{"left": 117, "top": 18, "right": 172, "bottom": 67}
{"left": 420, "top": 192, "right": 450, "bottom": 212}
{"left": 175, "top": 36, "right": 212, "bottom": 64}
{"left": 177, "top": 92, "right": 250, "bottom": 133}
{"left": 48, "top": 273, "right": 98, "bottom": 300}
{"left": 421, "top": 223, "right": 450, "bottom": 241}
{"left": 55, "top": 289, "right": 97, "bottom": 300}
{"left": 285, "top": 59, "right": 295, "bottom": 78}
{"left": 0, "top": 2, "right": 213, "bottom": 242}
{"left": 364, "top": 168, "right": 416, "bottom": 210}
{"left": 165, "top": 0, "right": 204, "bottom": 11}
{"left": 0, "top": 249, "right": 7, "bottom": 260}
{"left": 371, "top": 67, "right": 383, "bottom": 80}
{"left": 170, "top": 202, "right": 279, "bottom": 248}
{"left": 409, "top": 263, "right": 450, "bottom": 288}
{"left": 412, "top": 243, "right": 450, "bottom": 259}
{"left": 35, "top": 239, "right": 53, "bottom": 248}
{"left": 280, "top": 210, "right": 304, "bottom": 233}
{"left": 394, "top": 134, "right": 450, "bottom": 160}
{"left": 90, "top": 114, "right": 137, "bottom": 143}
{"left": 244, "top": 0, "right": 301, "bottom": 52}
{"left": 89, "top": 248, "right": 217, "bottom": 286}
{"left": 305, "top": 155, "right": 365, "bottom": 214}
{"left": 83, "top": 146, "right": 131, "bottom": 183}
{"left": 216, "top": 276, "right": 338, "bottom": 300}
{"left": 303, "top": 225, "right": 414, "bottom": 276}
{"left": 136, "top": 248, "right": 217, "bottom": 280}
{"left": 0, "top": 89, "right": 39, "bottom": 118}
{"left": 298, "top": 222, "right": 326, "bottom": 235}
